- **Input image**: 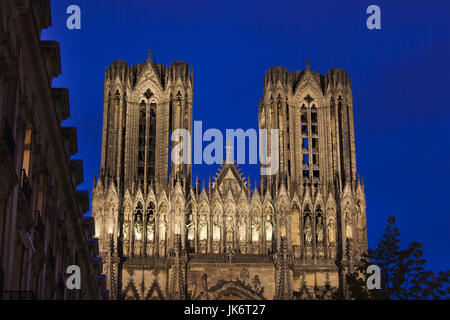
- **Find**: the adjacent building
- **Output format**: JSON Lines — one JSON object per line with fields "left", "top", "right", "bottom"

{"left": 0, "top": 0, "right": 105, "bottom": 299}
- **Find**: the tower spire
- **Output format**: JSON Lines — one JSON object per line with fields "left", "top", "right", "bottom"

{"left": 147, "top": 49, "right": 152, "bottom": 62}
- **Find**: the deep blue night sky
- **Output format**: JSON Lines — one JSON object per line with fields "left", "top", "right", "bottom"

{"left": 42, "top": 0, "right": 450, "bottom": 272}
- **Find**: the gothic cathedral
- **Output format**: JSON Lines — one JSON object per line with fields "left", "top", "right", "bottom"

{"left": 92, "top": 52, "right": 367, "bottom": 300}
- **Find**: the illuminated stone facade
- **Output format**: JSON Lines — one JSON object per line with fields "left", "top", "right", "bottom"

{"left": 93, "top": 53, "right": 367, "bottom": 300}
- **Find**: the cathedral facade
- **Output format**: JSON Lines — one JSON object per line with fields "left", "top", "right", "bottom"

{"left": 92, "top": 52, "right": 367, "bottom": 300}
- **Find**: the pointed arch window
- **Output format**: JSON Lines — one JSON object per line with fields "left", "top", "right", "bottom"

{"left": 147, "top": 102, "right": 157, "bottom": 180}
{"left": 138, "top": 100, "right": 146, "bottom": 181}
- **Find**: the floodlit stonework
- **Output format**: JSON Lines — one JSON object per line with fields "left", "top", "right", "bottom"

{"left": 93, "top": 52, "right": 367, "bottom": 300}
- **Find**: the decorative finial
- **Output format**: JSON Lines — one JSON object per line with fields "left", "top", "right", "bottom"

{"left": 225, "top": 138, "right": 234, "bottom": 164}
{"left": 148, "top": 49, "right": 152, "bottom": 62}
{"left": 306, "top": 57, "right": 310, "bottom": 71}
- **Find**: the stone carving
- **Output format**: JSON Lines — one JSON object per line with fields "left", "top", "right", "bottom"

{"left": 174, "top": 200, "right": 183, "bottom": 235}
{"left": 304, "top": 216, "right": 312, "bottom": 244}
{"left": 238, "top": 214, "right": 247, "bottom": 242}
{"left": 199, "top": 213, "right": 208, "bottom": 241}
{"left": 123, "top": 220, "right": 130, "bottom": 256}
{"left": 188, "top": 275, "right": 197, "bottom": 299}
{"left": 327, "top": 209, "right": 337, "bottom": 259}
{"left": 304, "top": 245, "right": 312, "bottom": 259}
{"left": 225, "top": 215, "right": 234, "bottom": 242}
{"left": 134, "top": 239, "right": 142, "bottom": 256}
{"left": 316, "top": 216, "right": 324, "bottom": 243}
{"left": 123, "top": 220, "right": 130, "bottom": 241}
{"left": 134, "top": 214, "right": 143, "bottom": 241}
{"left": 201, "top": 273, "right": 208, "bottom": 291}
{"left": 251, "top": 215, "right": 260, "bottom": 243}
{"left": 240, "top": 268, "right": 250, "bottom": 284}
{"left": 264, "top": 211, "right": 272, "bottom": 242}
{"left": 147, "top": 212, "right": 155, "bottom": 242}
{"left": 186, "top": 213, "right": 195, "bottom": 241}
{"left": 252, "top": 275, "right": 261, "bottom": 292}
{"left": 213, "top": 211, "right": 222, "bottom": 241}
{"left": 327, "top": 211, "right": 336, "bottom": 244}
{"left": 345, "top": 211, "right": 353, "bottom": 240}
{"left": 159, "top": 215, "right": 167, "bottom": 242}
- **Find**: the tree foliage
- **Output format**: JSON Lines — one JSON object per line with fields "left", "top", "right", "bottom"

{"left": 344, "top": 216, "right": 450, "bottom": 300}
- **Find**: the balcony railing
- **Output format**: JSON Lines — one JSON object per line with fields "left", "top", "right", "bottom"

{"left": 2, "top": 117, "right": 15, "bottom": 159}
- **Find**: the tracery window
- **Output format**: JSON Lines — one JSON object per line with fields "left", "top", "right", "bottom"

{"left": 138, "top": 100, "right": 146, "bottom": 181}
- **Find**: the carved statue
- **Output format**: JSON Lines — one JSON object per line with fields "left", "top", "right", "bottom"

{"left": 123, "top": 220, "right": 130, "bottom": 240}
{"left": 304, "top": 245, "right": 312, "bottom": 259}
{"left": 186, "top": 213, "right": 195, "bottom": 241}
{"left": 328, "top": 243, "right": 336, "bottom": 259}
{"left": 188, "top": 275, "right": 197, "bottom": 299}
{"left": 134, "top": 240, "right": 141, "bottom": 256}
{"left": 95, "top": 212, "right": 103, "bottom": 238}
{"left": 213, "top": 212, "right": 222, "bottom": 241}
{"left": 225, "top": 215, "right": 234, "bottom": 242}
{"left": 316, "top": 216, "right": 324, "bottom": 243}
{"left": 240, "top": 268, "right": 250, "bottom": 284}
{"left": 304, "top": 216, "right": 312, "bottom": 244}
{"left": 106, "top": 216, "right": 114, "bottom": 236}
{"left": 327, "top": 216, "right": 336, "bottom": 243}
{"left": 147, "top": 217, "right": 154, "bottom": 242}
{"left": 264, "top": 212, "right": 272, "bottom": 242}
{"left": 279, "top": 215, "right": 287, "bottom": 238}
{"left": 238, "top": 214, "right": 246, "bottom": 242}
{"left": 134, "top": 214, "right": 143, "bottom": 241}
{"left": 345, "top": 211, "right": 353, "bottom": 239}
{"left": 123, "top": 220, "right": 130, "bottom": 256}
{"left": 159, "top": 215, "right": 167, "bottom": 241}
{"left": 251, "top": 216, "right": 260, "bottom": 243}
{"left": 199, "top": 214, "right": 208, "bottom": 241}
{"left": 175, "top": 213, "right": 183, "bottom": 235}
{"left": 174, "top": 200, "right": 183, "bottom": 235}
{"left": 201, "top": 273, "right": 208, "bottom": 291}
{"left": 252, "top": 275, "right": 261, "bottom": 292}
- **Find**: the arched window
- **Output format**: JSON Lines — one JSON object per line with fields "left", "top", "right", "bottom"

{"left": 134, "top": 202, "right": 143, "bottom": 222}
{"left": 310, "top": 105, "right": 320, "bottom": 184}
{"left": 301, "top": 101, "right": 320, "bottom": 185}
{"left": 138, "top": 100, "right": 146, "bottom": 181}
{"left": 148, "top": 102, "right": 157, "bottom": 180}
